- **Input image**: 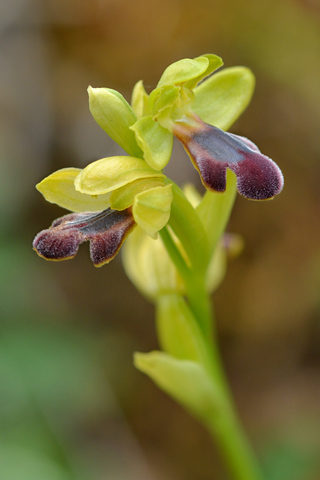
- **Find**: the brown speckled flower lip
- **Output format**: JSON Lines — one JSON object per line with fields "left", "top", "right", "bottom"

{"left": 33, "top": 207, "right": 135, "bottom": 267}
{"left": 172, "top": 114, "right": 284, "bottom": 200}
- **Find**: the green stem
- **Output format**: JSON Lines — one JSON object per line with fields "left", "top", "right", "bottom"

{"left": 206, "top": 403, "right": 265, "bottom": 480}
{"left": 186, "top": 272, "right": 212, "bottom": 337}
{"left": 193, "top": 286, "right": 264, "bottom": 480}
{"left": 159, "top": 226, "right": 211, "bottom": 336}
{"left": 159, "top": 227, "right": 191, "bottom": 282}
{"left": 160, "top": 175, "right": 264, "bottom": 480}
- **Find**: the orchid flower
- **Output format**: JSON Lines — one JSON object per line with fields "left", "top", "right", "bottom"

{"left": 33, "top": 53, "right": 283, "bottom": 269}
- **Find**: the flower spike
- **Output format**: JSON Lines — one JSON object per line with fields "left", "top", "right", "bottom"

{"left": 33, "top": 208, "right": 135, "bottom": 267}
{"left": 172, "top": 114, "right": 284, "bottom": 200}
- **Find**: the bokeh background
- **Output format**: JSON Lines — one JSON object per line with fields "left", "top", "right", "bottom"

{"left": 1, "top": 0, "right": 320, "bottom": 479}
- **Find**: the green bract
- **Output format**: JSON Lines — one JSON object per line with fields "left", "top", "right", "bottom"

{"left": 134, "top": 351, "right": 223, "bottom": 421}
{"left": 156, "top": 293, "right": 209, "bottom": 364}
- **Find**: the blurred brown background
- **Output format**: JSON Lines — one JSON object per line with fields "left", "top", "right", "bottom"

{"left": 1, "top": 0, "right": 320, "bottom": 479}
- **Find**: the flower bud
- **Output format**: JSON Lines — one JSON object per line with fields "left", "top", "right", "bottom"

{"left": 122, "top": 227, "right": 184, "bottom": 301}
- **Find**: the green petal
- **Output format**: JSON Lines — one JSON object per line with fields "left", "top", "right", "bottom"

{"left": 75, "top": 156, "right": 164, "bottom": 195}
{"left": 133, "top": 184, "right": 173, "bottom": 238}
{"left": 193, "top": 67, "right": 255, "bottom": 130}
{"left": 184, "top": 54, "right": 223, "bottom": 90}
{"left": 149, "top": 84, "right": 180, "bottom": 118}
{"left": 88, "top": 86, "right": 143, "bottom": 158}
{"left": 36, "top": 168, "right": 111, "bottom": 212}
{"left": 157, "top": 56, "right": 209, "bottom": 87}
{"left": 131, "top": 80, "right": 151, "bottom": 118}
{"left": 110, "top": 177, "right": 165, "bottom": 210}
{"left": 130, "top": 115, "right": 173, "bottom": 170}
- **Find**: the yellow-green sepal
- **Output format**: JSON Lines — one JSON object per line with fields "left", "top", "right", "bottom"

{"left": 110, "top": 177, "right": 165, "bottom": 211}
{"left": 36, "top": 167, "right": 111, "bottom": 212}
{"left": 131, "top": 80, "right": 151, "bottom": 118}
{"left": 132, "top": 184, "right": 173, "bottom": 238}
{"left": 130, "top": 115, "right": 173, "bottom": 170}
{"left": 74, "top": 156, "right": 164, "bottom": 196}
{"left": 122, "top": 227, "right": 184, "bottom": 301}
{"left": 134, "top": 351, "right": 221, "bottom": 421}
{"left": 193, "top": 67, "right": 255, "bottom": 131}
{"left": 88, "top": 86, "right": 143, "bottom": 158}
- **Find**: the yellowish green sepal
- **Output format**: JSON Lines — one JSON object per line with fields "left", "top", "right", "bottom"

{"left": 131, "top": 80, "right": 151, "bottom": 118}
{"left": 88, "top": 86, "right": 143, "bottom": 158}
{"left": 132, "top": 184, "right": 173, "bottom": 238}
{"left": 122, "top": 227, "right": 184, "bottom": 301}
{"left": 193, "top": 67, "right": 255, "bottom": 131}
{"left": 134, "top": 351, "right": 221, "bottom": 420}
{"left": 74, "top": 156, "right": 164, "bottom": 196}
{"left": 130, "top": 115, "right": 173, "bottom": 170}
{"left": 36, "top": 168, "right": 111, "bottom": 212}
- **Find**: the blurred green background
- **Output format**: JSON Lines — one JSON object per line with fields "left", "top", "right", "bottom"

{"left": 1, "top": 0, "right": 320, "bottom": 478}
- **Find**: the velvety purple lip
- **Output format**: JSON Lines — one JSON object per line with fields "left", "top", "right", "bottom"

{"left": 33, "top": 207, "right": 135, "bottom": 267}
{"left": 173, "top": 118, "right": 284, "bottom": 200}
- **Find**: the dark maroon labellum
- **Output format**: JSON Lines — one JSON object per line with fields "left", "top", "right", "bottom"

{"left": 173, "top": 115, "right": 284, "bottom": 200}
{"left": 33, "top": 208, "right": 136, "bottom": 267}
